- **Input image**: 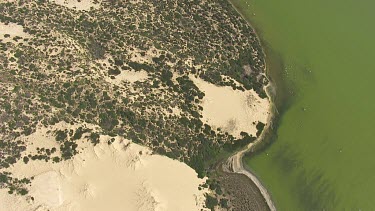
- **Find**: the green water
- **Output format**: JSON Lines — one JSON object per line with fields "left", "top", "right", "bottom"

{"left": 230, "top": 0, "right": 375, "bottom": 210}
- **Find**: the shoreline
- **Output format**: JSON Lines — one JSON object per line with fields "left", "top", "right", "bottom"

{"left": 221, "top": 1, "right": 287, "bottom": 210}
{"left": 223, "top": 82, "right": 277, "bottom": 211}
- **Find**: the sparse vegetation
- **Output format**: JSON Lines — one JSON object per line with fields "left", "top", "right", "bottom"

{"left": 0, "top": 0, "right": 267, "bottom": 204}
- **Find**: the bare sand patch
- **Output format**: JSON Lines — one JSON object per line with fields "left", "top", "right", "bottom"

{"left": 190, "top": 75, "right": 270, "bottom": 138}
{"left": 0, "top": 22, "right": 30, "bottom": 44}
{"left": 108, "top": 69, "right": 149, "bottom": 85}
{"left": 2, "top": 124, "right": 208, "bottom": 211}
{"left": 0, "top": 0, "right": 15, "bottom": 3}
{"left": 49, "top": 0, "right": 101, "bottom": 11}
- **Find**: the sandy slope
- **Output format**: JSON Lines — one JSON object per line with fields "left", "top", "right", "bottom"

{"left": 190, "top": 75, "right": 270, "bottom": 138}
{"left": 1, "top": 124, "right": 208, "bottom": 211}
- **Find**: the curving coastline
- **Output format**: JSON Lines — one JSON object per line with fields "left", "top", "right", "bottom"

{"left": 223, "top": 82, "right": 277, "bottom": 211}
{"left": 220, "top": 1, "right": 280, "bottom": 210}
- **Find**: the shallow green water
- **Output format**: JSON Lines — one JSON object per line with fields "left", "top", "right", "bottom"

{"left": 231, "top": 0, "right": 375, "bottom": 210}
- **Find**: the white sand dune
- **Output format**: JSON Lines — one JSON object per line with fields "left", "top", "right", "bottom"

{"left": 1, "top": 125, "right": 208, "bottom": 211}
{"left": 190, "top": 75, "right": 270, "bottom": 138}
